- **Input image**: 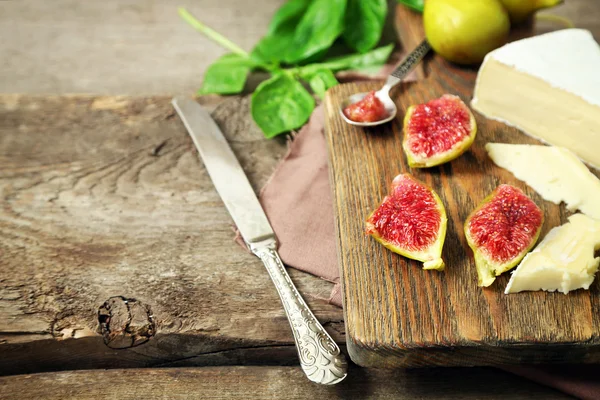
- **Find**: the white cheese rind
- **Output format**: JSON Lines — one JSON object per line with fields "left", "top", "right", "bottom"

{"left": 475, "top": 29, "right": 600, "bottom": 108}
{"left": 485, "top": 143, "right": 600, "bottom": 220}
{"left": 505, "top": 214, "right": 600, "bottom": 294}
{"left": 471, "top": 29, "right": 600, "bottom": 169}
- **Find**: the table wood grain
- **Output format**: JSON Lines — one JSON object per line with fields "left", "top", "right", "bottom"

{"left": 0, "top": 366, "right": 570, "bottom": 400}
{"left": 0, "top": 94, "right": 343, "bottom": 375}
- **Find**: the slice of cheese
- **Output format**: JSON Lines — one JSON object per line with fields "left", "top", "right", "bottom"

{"left": 486, "top": 143, "right": 600, "bottom": 220}
{"left": 505, "top": 214, "right": 600, "bottom": 294}
{"left": 472, "top": 29, "right": 600, "bottom": 169}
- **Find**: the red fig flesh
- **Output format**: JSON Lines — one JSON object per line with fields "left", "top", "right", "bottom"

{"left": 403, "top": 94, "right": 477, "bottom": 168}
{"left": 465, "top": 184, "right": 544, "bottom": 287}
{"left": 366, "top": 174, "right": 447, "bottom": 270}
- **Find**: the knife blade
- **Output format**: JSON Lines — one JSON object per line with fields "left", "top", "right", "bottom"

{"left": 172, "top": 97, "right": 274, "bottom": 246}
{"left": 172, "top": 97, "right": 347, "bottom": 385}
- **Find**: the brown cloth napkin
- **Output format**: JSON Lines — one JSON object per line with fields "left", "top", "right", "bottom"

{"left": 259, "top": 104, "right": 343, "bottom": 305}
{"left": 255, "top": 78, "right": 600, "bottom": 400}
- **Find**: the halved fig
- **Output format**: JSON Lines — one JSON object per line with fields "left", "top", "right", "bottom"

{"left": 402, "top": 94, "right": 477, "bottom": 168}
{"left": 366, "top": 173, "right": 447, "bottom": 270}
{"left": 464, "top": 184, "right": 544, "bottom": 287}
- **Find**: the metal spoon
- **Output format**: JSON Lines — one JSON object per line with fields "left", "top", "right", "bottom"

{"left": 340, "top": 39, "right": 431, "bottom": 127}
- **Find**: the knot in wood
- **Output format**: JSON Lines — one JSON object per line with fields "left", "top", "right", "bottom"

{"left": 98, "top": 296, "right": 155, "bottom": 349}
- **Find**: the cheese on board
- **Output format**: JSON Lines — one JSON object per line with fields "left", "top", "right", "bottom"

{"left": 472, "top": 29, "right": 600, "bottom": 169}
{"left": 505, "top": 214, "right": 600, "bottom": 294}
{"left": 486, "top": 143, "right": 600, "bottom": 220}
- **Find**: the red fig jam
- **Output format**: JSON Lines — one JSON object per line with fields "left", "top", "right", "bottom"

{"left": 343, "top": 91, "right": 388, "bottom": 123}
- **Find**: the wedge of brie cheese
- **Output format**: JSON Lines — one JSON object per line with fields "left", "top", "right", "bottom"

{"left": 505, "top": 214, "right": 600, "bottom": 294}
{"left": 486, "top": 143, "right": 600, "bottom": 220}
{"left": 472, "top": 29, "right": 600, "bottom": 169}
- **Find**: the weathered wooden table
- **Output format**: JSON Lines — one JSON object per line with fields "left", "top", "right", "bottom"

{"left": 0, "top": 1, "right": 598, "bottom": 398}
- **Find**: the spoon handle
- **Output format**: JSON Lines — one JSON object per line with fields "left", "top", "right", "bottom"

{"left": 383, "top": 39, "right": 431, "bottom": 90}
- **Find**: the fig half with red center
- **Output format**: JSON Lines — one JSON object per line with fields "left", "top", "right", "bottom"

{"left": 465, "top": 184, "right": 544, "bottom": 287}
{"left": 343, "top": 91, "right": 388, "bottom": 123}
{"left": 403, "top": 94, "right": 477, "bottom": 168}
{"left": 366, "top": 173, "right": 447, "bottom": 271}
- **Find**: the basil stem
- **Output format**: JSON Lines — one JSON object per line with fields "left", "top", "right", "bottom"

{"left": 178, "top": 8, "right": 249, "bottom": 57}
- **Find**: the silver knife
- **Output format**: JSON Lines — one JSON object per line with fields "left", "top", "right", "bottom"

{"left": 172, "top": 97, "right": 348, "bottom": 385}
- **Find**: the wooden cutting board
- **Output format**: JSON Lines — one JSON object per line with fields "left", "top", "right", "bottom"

{"left": 323, "top": 65, "right": 600, "bottom": 367}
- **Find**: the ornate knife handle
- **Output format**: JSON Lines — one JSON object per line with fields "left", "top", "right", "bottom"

{"left": 250, "top": 240, "right": 348, "bottom": 385}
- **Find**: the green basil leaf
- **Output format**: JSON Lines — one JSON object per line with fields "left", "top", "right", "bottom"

{"left": 283, "top": 0, "right": 348, "bottom": 64}
{"left": 395, "top": 0, "right": 424, "bottom": 13}
{"left": 251, "top": 74, "right": 315, "bottom": 138}
{"left": 267, "top": 0, "right": 312, "bottom": 36}
{"left": 252, "top": 35, "right": 293, "bottom": 65}
{"left": 301, "top": 69, "right": 338, "bottom": 99}
{"left": 301, "top": 43, "right": 394, "bottom": 74}
{"left": 343, "top": 0, "right": 387, "bottom": 53}
{"left": 198, "top": 54, "right": 256, "bottom": 95}
{"left": 253, "top": 0, "right": 312, "bottom": 64}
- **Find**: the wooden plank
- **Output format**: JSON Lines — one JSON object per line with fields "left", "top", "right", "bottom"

{"left": 0, "top": 94, "right": 343, "bottom": 376}
{"left": 324, "top": 78, "right": 600, "bottom": 367}
{"left": 0, "top": 366, "right": 571, "bottom": 399}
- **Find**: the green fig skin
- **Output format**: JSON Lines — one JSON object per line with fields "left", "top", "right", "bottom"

{"left": 424, "top": 0, "right": 511, "bottom": 65}
{"left": 499, "top": 0, "right": 563, "bottom": 24}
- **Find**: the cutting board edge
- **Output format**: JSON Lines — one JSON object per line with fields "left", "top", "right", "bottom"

{"left": 323, "top": 86, "right": 354, "bottom": 346}
{"left": 346, "top": 334, "right": 600, "bottom": 368}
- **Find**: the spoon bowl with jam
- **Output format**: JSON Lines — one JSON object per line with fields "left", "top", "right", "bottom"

{"left": 340, "top": 40, "right": 431, "bottom": 127}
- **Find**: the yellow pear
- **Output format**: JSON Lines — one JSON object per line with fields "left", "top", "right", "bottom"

{"left": 424, "top": 0, "right": 510, "bottom": 65}
{"left": 499, "top": 0, "right": 563, "bottom": 24}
